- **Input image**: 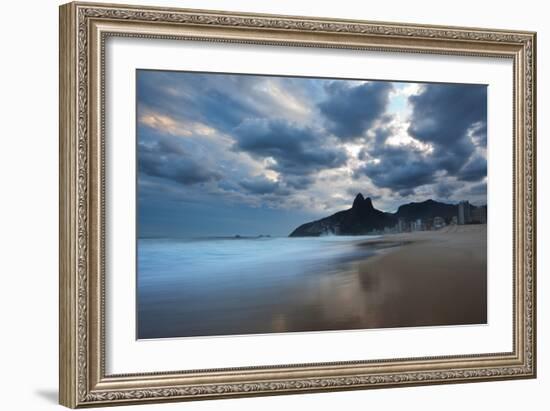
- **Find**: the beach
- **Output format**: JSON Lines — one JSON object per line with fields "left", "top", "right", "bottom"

{"left": 352, "top": 224, "right": 487, "bottom": 329}
{"left": 137, "top": 225, "right": 487, "bottom": 339}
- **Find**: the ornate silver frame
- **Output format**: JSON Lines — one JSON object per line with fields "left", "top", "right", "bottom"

{"left": 59, "top": 1, "right": 537, "bottom": 408}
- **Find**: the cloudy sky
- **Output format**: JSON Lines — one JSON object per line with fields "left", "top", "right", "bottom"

{"left": 137, "top": 70, "right": 487, "bottom": 237}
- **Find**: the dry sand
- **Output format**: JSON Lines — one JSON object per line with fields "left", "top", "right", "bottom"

{"left": 354, "top": 224, "right": 487, "bottom": 328}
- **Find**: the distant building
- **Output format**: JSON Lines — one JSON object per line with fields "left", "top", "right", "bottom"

{"left": 458, "top": 201, "right": 472, "bottom": 225}
{"left": 397, "top": 218, "right": 407, "bottom": 233}
{"left": 451, "top": 216, "right": 458, "bottom": 225}
{"left": 471, "top": 205, "right": 487, "bottom": 224}
{"left": 409, "top": 219, "right": 424, "bottom": 232}
{"left": 433, "top": 216, "right": 445, "bottom": 229}
{"left": 424, "top": 219, "right": 433, "bottom": 231}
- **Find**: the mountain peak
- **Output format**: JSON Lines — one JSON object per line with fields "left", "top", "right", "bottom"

{"left": 352, "top": 193, "right": 365, "bottom": 208}
{"left": 352, "top": 193, "right": 373, "bottom": 210}
{"left": 290, "top": 193, "right": 393, "bottom": 236}
{"left": 364, "top": 197, "right": 373, "bottom": 209}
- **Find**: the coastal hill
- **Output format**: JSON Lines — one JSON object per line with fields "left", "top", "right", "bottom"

{"left": 290, "top": 193, "right": 397, "bottom": 237}
{"left": 289, "top": 194, "right": 476, "bottom": 237}
{"left": 395, "top": 199, "right": 458, "bottom": 221}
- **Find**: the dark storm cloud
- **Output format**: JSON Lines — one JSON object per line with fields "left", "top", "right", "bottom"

{"left": 468, "top": 181, "right": 488, "bottom": 196}
{"left": 137, "top": 71, "right": 264, "bottom": 133}
{"left": 408, "top": 83, "right": 487, "bottom": 175}
{"left": 138, "top": 136, "right": 221, "bottom": 185}
{"left": 356, "top": 148, "right": 437, "bottom": 194}
{"left": 137, "top": 71, "right": 360, "bottom": 202}
{"left": 319, "top": 81, "right": 393, "bottom": 140}
{"left": 408, "top": 84, "right": 487, "bottom": 144}
{"left": 354, "top": 125, "right": 438, "bottom": 194}
{"left": 239, "top": 176, "right": 290, "bottom": 196}
{"left": 456, "top": 154, "right": 487, "bottom": 182}
{"left": 356, "top": 83, "right": 487, "bottom": 196}
{"left": 434, "top": 180, "right": 460, "bottom": 199}
{"left": 194, "top": 89, "right": 259, "bottom": 131}
{"left": 233, "top": 118, "right": 348, "bottom": 176}
{"left": 284, "top": 175, "right": 315, "bottom": 190}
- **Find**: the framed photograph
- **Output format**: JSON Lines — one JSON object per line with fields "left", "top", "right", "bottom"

{"left": 59, "top": 2, "right": 537, "bottom": 408}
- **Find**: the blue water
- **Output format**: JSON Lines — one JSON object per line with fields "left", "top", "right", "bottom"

{"left": 137, "top": 235, "right": 380, "bottom": 339}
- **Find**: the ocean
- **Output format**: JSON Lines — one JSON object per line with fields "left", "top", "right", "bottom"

{"left": 137, "top": 235, "right": 380, "bottom": 339}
